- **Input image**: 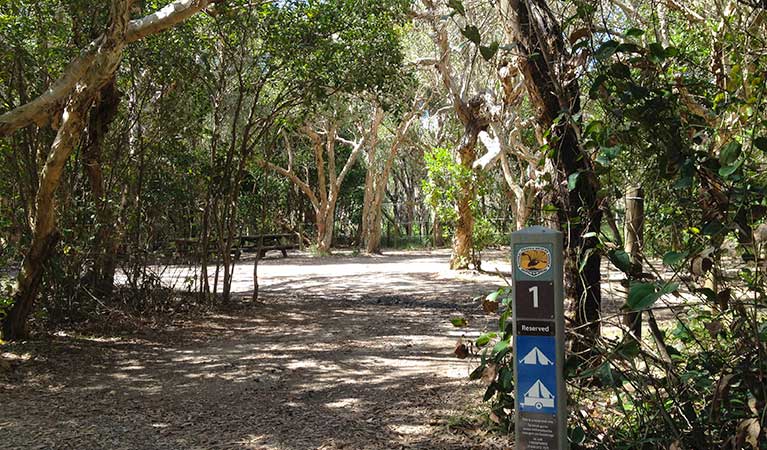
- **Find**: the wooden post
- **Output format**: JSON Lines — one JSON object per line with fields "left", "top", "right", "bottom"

{"left": 624, "top": 187, "right": 644, "bottom": 337}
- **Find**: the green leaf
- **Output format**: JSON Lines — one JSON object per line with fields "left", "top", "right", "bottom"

{"left": 648, "top": 42, "right": 666, "bottom": 62}
{"left": 568, "top": 172, "right": 580, "bottom": 191}
{"left": 719, "top": 141, "right": 742, "bottom": 166}
{"left": 479, "top": 41, "right": 499, "bottom": 61}
{"left": 718, "top": 160, "right": 742, "bottom": 177}
{"left": 624, "top": 27, "right": 644, "bottom": 38}
{"left": 469, "top": 364, "right": 485, "bottom": 380}
{"left": 569, "top": 426, "right": 587, "bottom": 445}
{"left": 662, "top": 251, "right": 687, "bottom": 266}
{"left": 702, "top": 220, "right": 724, "bottom": 236}
{"left": 754, "top": 137, "right": 767, "bottom": 152}
{"left": 608, "top": 249, "right": 632, "bottom": 274}
{"left": 447, "top": 0, "right": 465, "bottom": 16}
{"left": 626, "top": 282, "right": 678, "bottom": 311}
{"left": 498, "top": 309, "right": 512, "bottom": 334}
{"left": 486, "top": 290, "right": 501, "bottom": 302}
{"left": 615, "top": 42, "right": 642, "bottom": 54}
{"left": 499, "top": 367, "right": 514, "bottom": 391}
{"left": 483, "top": 383, "right": 497, "bottom": 401}
{"left": 596, "top": 145, "right": 622, "bottom": 166}
{"left": 542, "top": 204, "right": 559, "bottom": 213}
{"left": 461, "top": 25, "right": 481, "bottom": 45}
{"left": 492, "top": 339, "right": 509, "bottom": 355}
{"left": 476, "top": 332, "right": 497, "bottom": 347}
{"left": 450, "top": 317, "right": 468, "bottom": 327}
{"left": 594, "top": 39, "right": 619, "bottom": 60}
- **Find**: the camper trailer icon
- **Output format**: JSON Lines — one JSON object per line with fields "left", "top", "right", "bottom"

{"left": 522, "top": 379, "right": 555, "bottom": 409}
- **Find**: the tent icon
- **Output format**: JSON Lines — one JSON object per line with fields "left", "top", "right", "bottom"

{"left": 522, "top": 380, "right": 555, "bottom": 409}
{"left": 520, "top": 347, "right": 553, "bottom": 365}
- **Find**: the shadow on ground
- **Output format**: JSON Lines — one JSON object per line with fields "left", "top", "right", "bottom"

{"left": 1, "top": 250, "right": 511, "bottom": 450}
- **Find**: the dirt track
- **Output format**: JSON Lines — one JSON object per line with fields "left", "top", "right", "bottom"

{"left": 1, "top": 250, "right": 519, "bottom": 450}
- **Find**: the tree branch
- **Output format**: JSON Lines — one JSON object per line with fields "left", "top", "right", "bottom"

{"left": 260, "top": 161, "right": 320, "bottom": 211}
{"left": 0, "top": 0, "right": 215, "bottom": 136}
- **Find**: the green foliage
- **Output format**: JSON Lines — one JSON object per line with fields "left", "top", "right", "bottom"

{"left": 464, "top": 286, "right": 515, "bottom": 430}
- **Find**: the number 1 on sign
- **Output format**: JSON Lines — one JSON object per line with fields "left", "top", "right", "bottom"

{"left": 529, "top": 285, "right": 539, "bottom": 308}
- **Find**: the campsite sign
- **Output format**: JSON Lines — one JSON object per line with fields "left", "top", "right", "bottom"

{"left": 512, "top": 227, "right": 566, "bottom": 449}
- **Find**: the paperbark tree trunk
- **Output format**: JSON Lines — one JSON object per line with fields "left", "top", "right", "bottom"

{"left": 361, "top": 107, "right": 416, "bottom": 254}
{"left": 0, "top": 0, "right": 216, "bottom": 340}
{"left": 263, "top": 119, "right": 373, "bottom": 255}
{"left": 422, "top": 2, "right": 494, "bottom": 269}
{"left": 2, "top": 0, "right": 132, "bottom": 340}
{"left": 508, "top": 0, "right": 603, "bottom": 345}
{"left": 450, "top": 129, "right": 479, "bottom": 269}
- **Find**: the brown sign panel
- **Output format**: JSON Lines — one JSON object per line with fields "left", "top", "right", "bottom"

{"left": 518, "top": 412, "right": 559, "bottom": 450}
{"left": 514, "top": 280, "right": 554, "bottom": 320}
{"left": 517, "top": 320, "right": 555, "bottom": 336}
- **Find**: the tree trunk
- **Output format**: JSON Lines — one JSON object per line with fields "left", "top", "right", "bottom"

{"left": 450, "top": 128, "right": 480, "bottom": 270}
{"left": 0, "top": 0, "right": 215, "bottom": 339}
{"left": 316, "top": 203, "right": 335, "bottom": 254}
{"left": 83, "top": 77, "right": 122, "bottom": 299}
{"left": 509, "top": 0, "right": 603, "bottom": 346}
{"left": 624, "top": 187, "right": 644, "bottom": 338}
{"left": 2, "top": 89, "right": 97, "bottom": 339}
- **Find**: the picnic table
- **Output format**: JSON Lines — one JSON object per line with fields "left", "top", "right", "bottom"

{"left": 172, "top": 234, "right": 299, "bottom": 260}
{"left": 237, "top": 233, "right": 298, "bottom": 258}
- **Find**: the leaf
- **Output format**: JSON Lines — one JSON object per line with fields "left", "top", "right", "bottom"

{"left": 568, "top": 172, "right": 580, "bottom": 191}
{"left": 662, "top": 251, "right": 688, "bottom": 266}
{"left": 594, "top": 39, "right": 619, "bottom": 60}
{"left": 461, "top": 25, "right": 481, "bottom": 45}
{"left": 719, "top": 141, "right": 742, "bottom": 166}
{"left": 482, "top": 298, "right": 499, "bottom": 313}
{"left": 486, "top": 290, "right": 501, "bottom": 302}
{"left": 481, "top": 363, "right": 497, "bottom": 384}
{"left": 596, "top": 145, "right": 622, "bottom": 166}
{"left": 702, "top": 220, "right": 724, "bottom": 236}
{"left": 754, "top": 136, "right": 767, "bottom": 152}
{"left": 542, "top": 204, "right": 558, "bottom": 213}
{"left": 615, "top": 42, "right": 642, "bottom": 54}
{"left": 450, "top": 317, "right": 468, "bottom": 327}
{"left": 476, "top": 332, "right": 497, "bottom": 347}
{"left": 454, "top": 341, "right": 470, "bottom": 359}
{"left": 626, "top": 282, "right": 678, "bottom": 311}
{"left": 624, "top": 27, "right": 644, "bottom": 38}
{"left": 492, "top": 339, "right": 509, "bottom": 355}
{"left": 483, "top": 383, "right": 497, "bottom": 401}
{"left": 447, "top": 0, "right": 465, "bottom": 16}
{"left": 569, "top": 426, "right": 586, "bottom": 445}
{"left": 479, "top": 41, "right": 499, "bottom": 61}
{"left": 648, "top": 42, "right": 666, "bottom": 62}
{"left": 608, "top": 249, "right": 632, "bottom": 274}
{"left": 469, "top": 364, "right": 485, "bottom": 380}
{"left": 736, "top": 418, "right": 760, "bottom": 448}
{"left": 718, "top": 159, "right": 742, "bottom": 177}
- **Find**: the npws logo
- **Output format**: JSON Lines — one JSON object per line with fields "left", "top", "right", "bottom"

{"left": 517, "top": 246, "right": 551, "bottom": 278}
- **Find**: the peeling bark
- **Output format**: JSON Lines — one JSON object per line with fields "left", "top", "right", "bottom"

{"left": 508, "top": 0, "right": 603, "bottom": 346}
{"left": 1, "top": 0, "right": 214, "bottom": 340}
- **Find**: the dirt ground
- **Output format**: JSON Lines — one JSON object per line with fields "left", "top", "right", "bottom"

{"left": 1, "top": 249, "right": 534, "bottom": 450}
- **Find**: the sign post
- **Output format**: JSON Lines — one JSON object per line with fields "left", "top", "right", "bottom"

{"left": 512, "top": 226, "right": 567, "bottom": 450}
